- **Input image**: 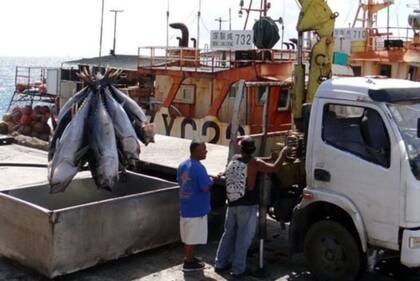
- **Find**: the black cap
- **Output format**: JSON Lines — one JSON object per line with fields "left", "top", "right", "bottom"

{"left": 240, "top": 136, "right": 256, "bottom": 154}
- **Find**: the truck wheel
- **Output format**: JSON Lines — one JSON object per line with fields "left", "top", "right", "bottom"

{"left": 304, "top": 220, "right": 364, "bottom": 281}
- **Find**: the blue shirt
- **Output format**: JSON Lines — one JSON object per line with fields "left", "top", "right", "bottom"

{"left": 177, "top": 159, "right": 213, "bottom": 217}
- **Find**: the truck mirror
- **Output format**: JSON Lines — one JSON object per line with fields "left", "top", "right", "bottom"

{"left": 417, "top": 118, "right": 420, "bottom": 138}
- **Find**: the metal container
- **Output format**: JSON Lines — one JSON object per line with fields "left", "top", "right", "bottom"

{"left": 0, "top": 171, "right": 180, "bottom": 278}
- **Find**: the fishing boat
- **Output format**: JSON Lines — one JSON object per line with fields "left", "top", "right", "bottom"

{"left": 334, "top": 0, "right": 420, "bottom": 80}
{"left": 26, "top": 0, "right": 419, "bottom": 146}
{"left": 59, "top": 1, "right": 301, "bottom": 146}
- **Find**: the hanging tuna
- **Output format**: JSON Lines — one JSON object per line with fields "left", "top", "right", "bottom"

{"left": 48, "top": 68, "right": 155, "bottom": 193}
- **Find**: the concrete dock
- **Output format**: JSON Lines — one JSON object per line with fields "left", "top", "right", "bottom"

{"left": 0, "top": 219, "right": 415, "bottom": 281}
{"left": 138, "top": 134, "right": 229, "bottom": 177}
{"left": 0, "top": 134, "right": 227, "bottom": 190}
{"left": 0, "top": 144, "right": 48, "bottom": 189}
{"left": 0, "top": 137, "right": 419, "bottom": 280}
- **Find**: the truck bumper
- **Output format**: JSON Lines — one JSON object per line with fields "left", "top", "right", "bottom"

{"left": 401, "top": 229, "right": 420, "bottom": 267}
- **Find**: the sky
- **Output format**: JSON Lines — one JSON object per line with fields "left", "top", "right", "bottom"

{"left": 0, "top": 0, "right": 416, "bottom": 58}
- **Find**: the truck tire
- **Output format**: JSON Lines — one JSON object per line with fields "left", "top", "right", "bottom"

{"left": 304, "top": 220, "right": 364, "bottom": 281}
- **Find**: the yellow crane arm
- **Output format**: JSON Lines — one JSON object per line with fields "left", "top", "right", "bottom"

{"left": 292, "top": 0, "right": 337, "bottom": 120}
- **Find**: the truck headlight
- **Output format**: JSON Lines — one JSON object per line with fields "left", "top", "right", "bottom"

{"left": 409, "top": 237, "right": 420, "bottom": 249}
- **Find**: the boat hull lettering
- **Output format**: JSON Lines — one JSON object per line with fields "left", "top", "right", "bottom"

{"left": 157, "top": 111, "right": 248, "bottom": 145}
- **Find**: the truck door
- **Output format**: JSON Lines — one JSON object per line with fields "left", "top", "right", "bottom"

{"left": 309, "top": 100, "right": 400, "bottom": 250}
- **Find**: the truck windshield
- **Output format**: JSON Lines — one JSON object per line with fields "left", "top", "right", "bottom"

{"left": 388, "top": 102, "right": 420, "bottom": 180}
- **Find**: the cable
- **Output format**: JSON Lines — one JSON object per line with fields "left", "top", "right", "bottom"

{"left": 343, "top": 1, "right": 358, "bottom": 27}
{"left": 201, "top": 17, "right": 211, "bottom": 33}
{"left": 0, "top": 163, "right": 48, "bottom": 168}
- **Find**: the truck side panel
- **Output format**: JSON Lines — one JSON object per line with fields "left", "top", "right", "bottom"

{"left": 306, "top": 96, "right": 401, "bottom": 251}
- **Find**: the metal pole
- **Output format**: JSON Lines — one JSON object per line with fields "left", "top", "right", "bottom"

{"left": 256, "top": 89, "right": 270, "bottom": 277}
{"left": 215, "top": 17, "right": 227, "bottom": 30}
{"left": 113, "top": 12, "right": 117, "bottom": 52}
{"left": 259, "top": 89, "right": 269, "bottom": 156}
{"left": 279, "top": 17, "right": 284, "bottom": 50}
{"left": 228, "top": 80, "right": 245, "bottom": 162}
{"left": 98, "top": 0, "right": 105, "bottom": 66}
{"left": 110, "top": 9, "right": 124, "bottom": 55}
{"left": 297, "top": 32, "right": 303, "bottom": 65}
{"left": 229, "top": 8, "right": 232, "bottom": 30}
{"left": 263, "top": 0, "right": 267, "bottom": 16}
{"left": 386, "top": 2, "right": 390, "bottom": 50}
{"left": 243, "top": 0, "right": 253, "bottom": 30}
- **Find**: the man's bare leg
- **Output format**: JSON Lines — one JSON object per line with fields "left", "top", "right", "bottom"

{"left": 184, "top": 244, "right": 194, "bottom": 262}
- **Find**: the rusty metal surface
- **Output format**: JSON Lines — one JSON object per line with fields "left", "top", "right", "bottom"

{"left": 0, "top": 171, "right": 180, "bottom": 278}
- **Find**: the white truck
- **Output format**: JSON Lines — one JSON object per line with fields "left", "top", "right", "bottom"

{"left": 252, "top": 2, "right": 420, "bottom": 279}
{"left": 284, "top": 76, "right": 420, "bottom": 280}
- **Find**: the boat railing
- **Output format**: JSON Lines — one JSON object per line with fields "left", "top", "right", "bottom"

{"left": 137, "top": 46, "right": 304, "bottom": 72}
{"left": 365, "top": 26, "right": 419, "bottom": 51}
{"left": 7, "top": 66, "right": 55, "bottom": 111}
{"left": 14, "top": 66, "right": 46, "bottom": 91}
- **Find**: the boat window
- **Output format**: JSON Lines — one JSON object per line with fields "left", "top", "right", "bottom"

{"left": 218, "top": 82, "right": 247, "bottom": 124}
{"left": 380, "top": 64, "right": 392, "bottom": 78}
{"left": 352, "top": 66, "right": 362, "bottom": 77}
{"left": 256, "top": 86, "right": 268, "bottom": 106}
{"left": 228, "top": 83, "right": 238, "bottom": 98}
{"left": 174, "top": 84, "right": 195, "bottom": 104}
{"left": 276, "top": 88, "right": 289, "bottom": 111}
{"left": 322, "top": 104, "right": 391, "bottom": 168}
{"left": 409, "top": 66, "right": 419, "bottom": 81}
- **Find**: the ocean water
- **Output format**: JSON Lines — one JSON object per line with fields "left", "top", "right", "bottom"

{"left": 0, "top": 57, "right": 69, "bottom": 117}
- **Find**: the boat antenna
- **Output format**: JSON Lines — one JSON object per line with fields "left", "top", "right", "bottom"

{"left": 166, "top": 0, "right": 170, "bottom": 49}
{"left": 98, "top": 0, "right": 105, "bottom": 68}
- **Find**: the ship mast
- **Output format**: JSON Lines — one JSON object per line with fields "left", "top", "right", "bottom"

{"left": 352, "top": 0, "right": 393, "bottom": 51}
{"left": 352, "top": 0, "right": 392, "bottom": 28}
{"left": 239, "top": 0, "right": 270, "bottom": 30}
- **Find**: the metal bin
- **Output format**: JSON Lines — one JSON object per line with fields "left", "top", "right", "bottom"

{"left": 0, "top": 171, "right": 180, "bottom": 278}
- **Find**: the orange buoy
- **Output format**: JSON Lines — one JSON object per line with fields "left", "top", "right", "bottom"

{"left": 16, "top": 83, "right": 26, "bottom": 92}
{"left": 39, "top": 84, "right": 47, "bottom": 95}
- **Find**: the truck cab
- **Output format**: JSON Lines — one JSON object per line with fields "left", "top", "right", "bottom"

{"left": 291, "top": 77, "right": 420, "bottom": 280}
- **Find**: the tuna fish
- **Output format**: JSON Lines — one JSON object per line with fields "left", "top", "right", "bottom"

{"left": 110, "top": 85, "right": 148, "bottom": 123}
{"left": 49, "top": 90, "right": 90, "bottom": 161}
{"left": 57, "top": 87, "right": 89, "bottom": 122}
{"left": 132, "top": 120, "right": 155, "bottom": 145}
{"left": 87, "top": 91, "right": 119, "bottom": 190}
{"left": 48, "top": 70, "right": 155, "bottom": 192}
{"left": 103, "top": 88, "right": 140, "bottom": 163}
{"left": 48, "top": 92, "right": 93, "bottom": 193}
{"left": 109, "top": 85, "right": 155, "bottom": 144}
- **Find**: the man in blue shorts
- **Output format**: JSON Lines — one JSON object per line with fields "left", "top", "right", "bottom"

{"left": 177, "top": 140, "right": 213, "bottom": 271}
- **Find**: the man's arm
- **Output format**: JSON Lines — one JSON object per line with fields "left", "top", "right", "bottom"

{"left": 255, "top": 146, "right": 289, "bottom": 173}
{"left": 258, "top": 152, "right": 277, "bottom": 162}
{"left": 197, "top": 165, "right": 213, "bottom": 192}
